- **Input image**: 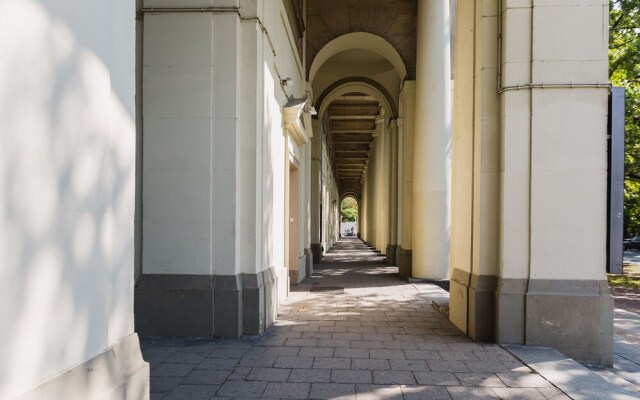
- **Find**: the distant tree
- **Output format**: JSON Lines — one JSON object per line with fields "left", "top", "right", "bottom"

{"left": 340, "top": 197, "right": 358, "bottom": 222}
{"left": 611, "top": 0, "right": 640, "bottom": 235}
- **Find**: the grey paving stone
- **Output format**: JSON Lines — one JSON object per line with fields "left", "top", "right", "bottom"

{"left": 383, "top": 341, "right": 418, "bottom": 350}
{"left": 536, "top": 387, "right": 572, "bottom": 400}
{"left": 313, "top": 357, "right": 352, "bottom": 369}
{"left": 405, "top": 350, "right": 442, "bottom": 360}
{"left": 389, "top": 359, "right": 428, "bottom": 372}
{"left": 286, "top": 338, "right": 319, "bottom": 347}
{"left": 262, "top": 382, "right": 311, "bottom": 399}
{"left": 465, "top": 361, "right": 510, "bottom": 373}
{"left": 181, "top": 341, "right": 219, "bottom": 356}
{"left": 309, "top": 383, "right": 356, "bottom": 400}
{"left": 333, "top": 332, "right": 363, "bottom": 340}
{"left": 217, "top": 381, "right": 268, "bottom": 398}
{"left": 246, "top": 367, "right": 292, "bottom": 382}
{"left": 318, "top": 339, "right": 351, "bottom": 348}
{"left": 491, "top": 387, "right": 547, "bottom": 399}
{"left": 439, "top": 351, "right": 480, "bottom": 361}
{"left": 299, "top": 347, "right": 335, "bottom": 358}
{"left": 474, "top": 351, "right": 517, "bottom": 362}
{"left": 331, "top": 369, "right": 372, "bottom": 384}
{"left": 289, "top": 368, "right": 332, "bottom": 383}
{"left": 414, "top": 372, "right": 460, "bottom": 386}
{"left": 416, "top": 343, "right": 451, "bottom": 351}
{"left": 401, "top": 385, "right": 452, "bottom": 400}
{"left": 181, "top": 370, "right": 230, "bottom": 385}
{"left": 196, "top": 358, "right": 239, "bottom": 371}
{"left": 335, "top": 348, "right": 370, "bottom": 359}
{"left": 446, "top": 386, "right": 500, "bottom": 399}
{"left": 150, "top": 376, "right": 182, "bottom": 394}
{"left": 151, "top": 363, "right": 196, "bottom": 377}
{"left": 496, "top": 372, "right": 552, "bottom": 388}
{"left": 163, "top": 351, "right": 206, "bottom": 364}
{"left": 350, "top": 341, "right": 384, "bottom": 349}
{"left": 226, "top": 366, "right": 251, "bottom": 380}
{"left": 373, "top": 370, "right": 416, "bottom": 385}
{"left": 209, "top": 348, "right": 248, "bottom": 359}
{"left": 427, "top": 361, "right": 471, "bottom": 373}
{"left": 239, "top": 354, "right": 278, "bottom": 367}
{"left": 352, "top": 358, "right": 391, "bottom": 370}
{"left": 369, "top": 349, "right": 405, "bottom": 360}
{"left": 454, "top": 373, "right": 505, "bottom": 387}
{"left": 164, "top": 384, "right": 220, "bottom": 400}
{"left": 355, "top": 384, "right": 403, "bottom": 399}
{"left": 275, "top": 356, "right": 315, "bottom": 368}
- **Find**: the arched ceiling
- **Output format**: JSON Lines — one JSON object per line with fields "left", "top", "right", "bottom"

{"left": 306, "top": 0, "right": 417, "bottom": 79}
{"left": 325, "top": 93, "right": 379, "bottom": 198}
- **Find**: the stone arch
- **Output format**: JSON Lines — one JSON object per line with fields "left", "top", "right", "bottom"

{"left": 315, "top": 78, "right": 397, "bottom": 120}
{"left": 309, "top": 32, "right": 408, "bottom": 83}
{"left": 340, "top": 189, "right": 361, "bottom": 203}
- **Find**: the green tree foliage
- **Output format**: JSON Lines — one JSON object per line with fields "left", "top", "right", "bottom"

{"left": 611, "top": 0, "right": 640, "bottom": 235}
{"left": 341, "top": 197, "right": 358, "bottom": 222}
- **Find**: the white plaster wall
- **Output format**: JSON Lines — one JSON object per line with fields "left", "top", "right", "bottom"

{"left": 142, "top": 12, "right": 240, "bottom": 276}
{"left": 0, "top": 0, "right": 136, "bottom": 397}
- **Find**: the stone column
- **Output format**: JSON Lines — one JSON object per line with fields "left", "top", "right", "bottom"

{"left": 397, "top": 83, "right": 415, "bottom": 276}
{"left": 387, "top": 119, "right": 399, "bottom": 265}
{"left": 412, "top": 0, "right": 451, "bottom": 279}
{"left": 310, "top": 120, "right": 322, "bottom": 261}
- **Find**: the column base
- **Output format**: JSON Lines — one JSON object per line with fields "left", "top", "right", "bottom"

{"left": 311, "top": 243, "right": 322, "bottom": 263}
{"left": 305, "top": 247, "right": 314, "bottom": 277}
{"left": 15, "top": 333, "right": 149, "bottom": 400}
{"left": 242, "top": 273, "right": 265, "bottom": 335}
{"left": 449, "top": 269, "right": 496, "bottom": 341}
{"left": 386, "top": 244, "right": 398, "bottom": 265}
{"left": 396, "top": 247, "right": 412, "bottom": 276}
{"left": 525, "top": 279, "right": 613, "bottom": 365}
{"left": 135, "top": 268, "right": 278, "bottom": 338}
{"left": 495, "top": 278, "right": 527, "bottom": 344}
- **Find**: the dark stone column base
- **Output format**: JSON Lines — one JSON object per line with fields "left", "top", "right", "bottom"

{"left": 135, "top": 268, "right": 279, "bottom": 339}
{"left": 449, "top": 269, "right": 497, "bottom": 342}
{"left": 526, "top": 279, "right": 613, "bottom": 365}
{"left": 15, "top": 333, "right": 149, "bottom": 400}
{"left": 305, "top": 247, "right": 313, "bottom": 277}
{"left": 242, "top": 273, "right": 264, "bottom": 335}
{"left": 386, "top": 244, "right": 398, "bottom": 265}
{"left": 311, "top": 243, "right": 322, "bottom": 263}
{"left": 396, "top": 247, "right": 412, "bottom": 276}
{"left": 135, "top": 274, "right": 215, "bottom": 337}
{"left": 495, "top": 278, "right": 527, "bottom": 344}
{"left": 469, "top": 274, "right": 497, "bottom": 342}
{"left": 214, "top": 275, "right": 242, "bottom": 338}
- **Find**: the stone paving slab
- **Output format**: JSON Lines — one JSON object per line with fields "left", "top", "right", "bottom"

{"left": 142, "top": 239, "right": 601, "bottom": 399}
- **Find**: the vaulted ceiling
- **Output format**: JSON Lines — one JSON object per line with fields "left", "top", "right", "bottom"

{"left": 326, "top": 93, "right": 380, "bottom": 196}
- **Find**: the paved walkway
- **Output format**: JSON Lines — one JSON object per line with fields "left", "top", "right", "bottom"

{"left": 143, "top": 238, "right": 571, "bottom": 399}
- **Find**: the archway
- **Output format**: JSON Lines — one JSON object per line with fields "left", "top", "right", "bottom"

{"left": 340, "top": 195, "right": 359, "bottom": 238}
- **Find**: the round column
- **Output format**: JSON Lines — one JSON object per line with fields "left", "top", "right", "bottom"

{"left": 412, "top": 0, "right": 451, "bottom": 279}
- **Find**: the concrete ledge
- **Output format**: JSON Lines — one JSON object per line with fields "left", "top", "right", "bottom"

{"left": 135, "top": 274, "right": 215, "bottom": 337}
{"left": 15, "top": 333, "right": 149, "bottom": 400}
{"left": 504, "top": 344, "right": 639, "bottom": 400}
{"left": 449, "top": 268, "right": 470, "bottom": 334}
{"left": 396, "top": 247, "right": 412, "bottom": 277}
{"left": 526, "top": 279, "right": 613, "bottom": 365}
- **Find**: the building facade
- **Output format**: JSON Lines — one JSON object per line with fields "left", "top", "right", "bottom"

{"left": 0, "top": 0, "right": 613, "bottom": 398}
